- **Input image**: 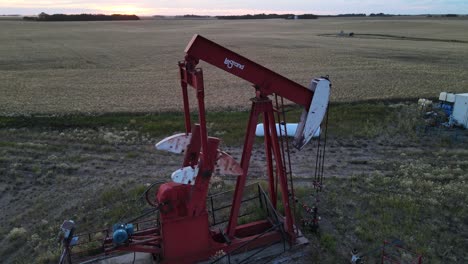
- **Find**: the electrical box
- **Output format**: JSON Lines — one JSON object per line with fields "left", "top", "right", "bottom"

{"left": 453, "top": 93, "right": 468, "bottom": 128}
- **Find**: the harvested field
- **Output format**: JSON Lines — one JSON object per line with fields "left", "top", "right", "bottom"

{"left": 1, "top": 16, "right": 468, "bottom": 264}
{"left": 1, "top": 17, "right": 468, "bottom": 114}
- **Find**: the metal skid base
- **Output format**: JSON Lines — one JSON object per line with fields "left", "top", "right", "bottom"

{"left": 67, "top": 183, "right": 308, "bottom": 264}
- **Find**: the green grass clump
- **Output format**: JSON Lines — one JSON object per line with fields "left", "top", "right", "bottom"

{"left": 316, "top": 160, "right": 468, "bottom": 262}
{"left": 327, "top": 102, "right": 421, "bottom": 138}
{"left": 320, "top": 233, "right": 337, "bottom": 252}
{"left": 6, "top": 227, "right": 27, "bottom": 241}
{"left": 0, "top": 141, "right": 17, "bottom": 147}
{"left": 0, "top": 102, "right": 426, "bottom": 146}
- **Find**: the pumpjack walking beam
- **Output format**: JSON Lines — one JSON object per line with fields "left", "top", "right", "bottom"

{"left": 184, "top": 35, "right": 314, "bottom": 108}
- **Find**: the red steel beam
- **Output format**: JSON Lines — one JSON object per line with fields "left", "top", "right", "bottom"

{"left": 184, "top": 34, "right": 314, "bottom": 109}
{"left": 226, "top": 100, "right": 260, "bottom": 237}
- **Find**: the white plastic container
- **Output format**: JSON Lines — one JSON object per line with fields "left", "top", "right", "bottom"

{"left": 439, "top": 92, "right": 456, "bottom": 103}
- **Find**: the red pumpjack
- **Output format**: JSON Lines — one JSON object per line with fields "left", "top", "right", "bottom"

{"left": 64, "top": 34, "right": 331, "bottom": 264}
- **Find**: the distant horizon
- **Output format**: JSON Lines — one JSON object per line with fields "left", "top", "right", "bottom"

{"left": 3, "top": 12, "right": 468, "bottom": 17}
{"left": 1, "top": 0, "right": 467, "bottom": 17}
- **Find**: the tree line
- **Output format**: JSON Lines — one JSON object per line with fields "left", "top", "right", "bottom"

{"left": 216, "top": 13, "right": 318, "bottom": 19}
{"left": 23, "top": 13, "right": 140, "bottom": 21}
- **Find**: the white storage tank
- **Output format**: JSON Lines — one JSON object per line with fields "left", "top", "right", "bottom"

{"left": 453, "top": 93, "right": 468, "bottom": 128}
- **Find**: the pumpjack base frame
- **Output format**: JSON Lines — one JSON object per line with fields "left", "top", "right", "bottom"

{"left": 67, "top": 183, "right": 308, "bottom": 264}
{"left": 160, "top": 182, "right": 308, "bottom": 264}
{"left": 200, "top": 231, "right": 309, "bottom": 264}
{"left": 155, "top": 182, "right": 302, "bottom": 263}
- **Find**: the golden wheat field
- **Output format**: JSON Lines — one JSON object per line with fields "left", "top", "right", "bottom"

{"left": 1, "top": 17, "right": 468, "bottom": 114}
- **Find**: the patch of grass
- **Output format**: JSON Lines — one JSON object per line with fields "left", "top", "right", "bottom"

{"left": 315, "top": 159, "right": 468, "bottom": 262}
{"left": 100, "top": 187, "right": 123, "bottom": 205}
{"left": 0, "top": 111, "right": 252, "bottom": 145}
{"left": 9, "top": 183, "right": 153, "bottom": 262}
{"left": 320, "top": 233, "right": 337, "bottom": 252}
{"left": 36, "top": 250, "right": 61, "bottom": 264}
{"left": 97, "top": 184, "right": 150, "bottom": 224}
{"left": 237, "top": 203, "right": 268, "bottom": 225}
{"left": 0, "top": 141, "right": 17, "bottom": 147}
{"left": 6, "top": 227, "right": 27, "bottom": 241}
{"left": 327, "top": 102, "right": 422, "bottom": 138}
{"left": 320, "top": 33, "right": 468, "bottom": 44}
{"left": 125, "top": 152, "right": 138, "bottom": 159}
{"left": 31, "top": 164, "right": 42, "bottom": 175}
{"left": 68, "top": 154, "right": 92, "bottom": 163}
{"left": 0, "top": 113, "right": 186, "bottom": 136}
{"left": 0, "top": 102, "right": 427, "bottom": 146}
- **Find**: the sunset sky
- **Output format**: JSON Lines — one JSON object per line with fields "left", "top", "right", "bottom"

{"left": 1, "top": 0, "right": 467, "bottom": 16}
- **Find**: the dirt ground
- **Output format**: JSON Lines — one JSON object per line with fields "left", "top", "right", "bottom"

{"left": 1, "top": 123, "right": 466, "bottom": 262}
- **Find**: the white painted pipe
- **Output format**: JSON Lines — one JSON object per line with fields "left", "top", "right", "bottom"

{"left": 255, "top": 123, "right": 320, "bottom": 138}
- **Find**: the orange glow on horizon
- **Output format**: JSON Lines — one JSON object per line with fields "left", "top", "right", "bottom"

{"left": 0, "top": 2, "right": 324, "bottom": 16}
{"left": 65, "top": 4, "right": 312, "bottom": 16}
{"left": 96, "top": 5, "right": 153, "bottom": 15}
